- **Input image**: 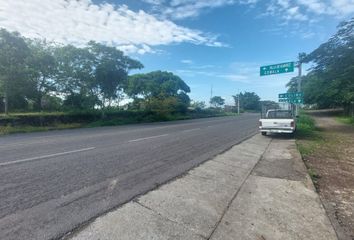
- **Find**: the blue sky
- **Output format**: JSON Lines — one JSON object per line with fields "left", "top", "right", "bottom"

{"left": 0, "top": 0, "right": 353, "bottom": 105}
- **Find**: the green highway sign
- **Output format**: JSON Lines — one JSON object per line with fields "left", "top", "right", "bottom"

{"left": 278, "top": 92, "right": 304, "bottom": 104}
{"left": 278, "top": 92, "right": 303, "bottom": 99}
{"left": 279, "top": 98, "right": 303, "bottom": 104}
{"left": 260, "top": 62, "right": 295, "bottom": 76}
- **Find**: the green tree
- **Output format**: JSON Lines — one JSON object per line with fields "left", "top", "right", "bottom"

{"left": 127, "top": 71, "right": 191, "bottom": 113}
{"left": 260, "top": 100, "right": 279, "bottom": 109}
{"left": 40, "top": 95, "right": 62, "bottom": 111}
{"left": 190, "top": 100, "right": 206, "bottom": 110}
{"left": 27, "top": 40, "right": 58, "bottom": 111}
{"left": 55, "top": 44, "right": 97, "bottom": 110}
{"left": 210, "top": 96, "right": 225, "bottom": 108}
{"left": 233, "top": 92, "right": 260, "bottom": 111}
{"left": 0, "top": 29, "right": 31, "bottom": 114}
{"left": 88, "top": 42, "right": 143, "bottom": 109}
{"left": 294, "top": 18, "right": 354, "bottom": 114}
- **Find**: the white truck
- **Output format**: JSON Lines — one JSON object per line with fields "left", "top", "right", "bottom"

{"left": 259, "top": 109, "right": 296, "bottom": 136}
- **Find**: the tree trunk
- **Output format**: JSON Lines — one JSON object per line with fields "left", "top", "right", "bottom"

{"left": 37, "top": 93, "right": 43, "bottom": 112}
{"left": 4, "top": 90, "right": 8, "bottom": 115}
{"left": 101, "top": 100, "right": 106, "bottom": 119}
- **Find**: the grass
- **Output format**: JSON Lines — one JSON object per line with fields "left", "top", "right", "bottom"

{"left": 294, "top": 113, "right": 324, "bottom": 187}
{"left": 0, "top": 123, "right": 83, "bottom": 135}
{"left": 224, "top": 112, "right": 240, "bottom": 116}
{"left": 0, "top": 111, "right": 66, "bottom": 117}
{"left": 295, "top": 114, "right": 324, "bottom": 157}
{"left": 307, "top": 167, "right": 320, "bottom": 186}
{"left": 295, "top": 114, "right": 317, "bottom": 138}
{"left": 336, "top": 116, "right": 354, "bottom": 126}
{"left": 85, "top": 111, "right": 236, "bottom": 128}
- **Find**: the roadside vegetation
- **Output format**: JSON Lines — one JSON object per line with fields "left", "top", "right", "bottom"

{"left": 295, "top": 113, "right": 323, "bottom": 186}
{"left": 295, "top": 113, "right": 323, "bottom": 158}
{"left": 0, "top": 108, "right": 232, "bottom": 135}
{"left": 0, "top": 28, "right": 265, "bottom": 135}
{"left": 287, "top": 17, "right": 354, "bottom": 117}
{"left": 0, "top": 29, "right": 247, "bottom": 134}
{"left": 295, "top": 111, "right": 354, "bottom": 239}
{"left": 336, "top": 116, "right": 354, "bottom": 126}
{"left": 289, "top": 18, "right": 354, "bottom": 236}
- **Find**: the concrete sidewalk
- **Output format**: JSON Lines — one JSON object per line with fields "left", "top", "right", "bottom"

{"left": 68, "top": 134, "right": 338, "bottom": 240}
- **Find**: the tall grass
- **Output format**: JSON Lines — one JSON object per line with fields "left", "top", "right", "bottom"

{"left": 295, "top": 114, "right": 317, "bottom": 139}
{"left": 295, "top": 114, "right": 323, "bottom": 157}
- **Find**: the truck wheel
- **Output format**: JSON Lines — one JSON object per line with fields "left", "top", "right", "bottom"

{"left": 261, "top": 132, "right": 267, "bottom": 136}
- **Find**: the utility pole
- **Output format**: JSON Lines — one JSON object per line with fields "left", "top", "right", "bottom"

{"left": 297, "top": 62, "right": 302, "bottom": 92}
{"left": 4, "top": 90, "right": 8, "bottom": 115}
{"left": 237, "top": 90, "right": 240, "bottom": 115}
{"left": 210, "top": 84, "right": 213, "bottom": 108}
{"left": 296, "top": 53, "right": 304, "bottom": 116}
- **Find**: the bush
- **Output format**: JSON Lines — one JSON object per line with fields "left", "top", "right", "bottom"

{"left": 0, "top": 108, "right": 230, "bottom": 133}
{"left": 295, "top": 114, "right": 318, "bottom": 139}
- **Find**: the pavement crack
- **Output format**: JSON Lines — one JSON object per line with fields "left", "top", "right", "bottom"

{"left": 206, "top": 138, "right": 273, "bottom": 240}
{"left": 134, "top": 200, "right": 208, "bottom": 239}
{"left": 59, "top": 188, "right": 103, "bottom": 208}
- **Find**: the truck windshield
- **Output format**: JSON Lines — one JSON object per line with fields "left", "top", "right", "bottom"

{"left": 267, "top": 110, "right": 293, "bottom": 119}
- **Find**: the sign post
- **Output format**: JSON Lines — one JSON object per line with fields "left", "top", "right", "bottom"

{"left": 296, "top": 60, "right": 302, "bottom": 116}
{"left": 260, "top": 58, "right": 304, "bottom": 114}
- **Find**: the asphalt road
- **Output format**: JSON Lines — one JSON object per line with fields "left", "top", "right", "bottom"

{"left": 0, "top": 114, "right": 259, "bottom": 240}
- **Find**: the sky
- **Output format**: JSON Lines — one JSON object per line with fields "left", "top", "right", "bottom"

{"left": 0, "top": 0, "right": 353, "bottom": 105}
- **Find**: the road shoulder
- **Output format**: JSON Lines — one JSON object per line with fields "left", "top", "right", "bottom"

{"left": 210, "top": 137, "right": 337, "bottom": 240}
{"left": 68, "top": 135, "right": 337, "bottom": 240}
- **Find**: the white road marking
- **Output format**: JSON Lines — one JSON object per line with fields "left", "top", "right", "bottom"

{"left": 181, "top": 128, "right": 201, "bottom": 133}
{"left": 0, "top": 147, "right": 96, "bottom": 167}
{"left": 128, "top": 134, "right": 169, "bottom": 143}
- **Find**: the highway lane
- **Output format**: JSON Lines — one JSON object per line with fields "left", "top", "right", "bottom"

{"left": 0, "top": 114, "right": 259, "bottom": 240}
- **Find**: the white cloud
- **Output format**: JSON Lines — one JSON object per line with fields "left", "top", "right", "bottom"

{"left": 0, "top": 0, "right": 225, "bottom": 54}
{"left": 142, "top": 0, "right": 165, "bottom": 5}
{"left": 266, "top": 0, "right": 354, "bottom": 22}
{"left": 286, "top": 6, "right": 308, "bottom": 21}
{"left": 331, "top": 0, "right": 354, "bottom": 15}
{"left": 144, "top": 0, "right": 258, "bottom": 20}
{"left": 176, "top": 68, "right": 251, "bottom": 83}
{"left": 298, "top": 0, "right": 354, "bottom": 16}
{"left": 190, "top": 64, "right": 216, "bottom": 69}
{"left": 296, "top": 0, "right": 328, "bottom": 14}
{"left": 219, "top": 74, "right": 250, "bottom": 83}
{"left": 181, "top": 59, "right": 194, "bottom": 64}
{"left": 258, "top": 0, "right": 353, "bottom": 40}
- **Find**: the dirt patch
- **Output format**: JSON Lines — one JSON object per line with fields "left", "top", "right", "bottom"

{"left": 299, "top": 113, "right": 354, "bottom": 240}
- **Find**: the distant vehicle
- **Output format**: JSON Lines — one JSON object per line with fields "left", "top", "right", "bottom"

{"left": 259, "top": 109, "right": 296, "bottom": 136}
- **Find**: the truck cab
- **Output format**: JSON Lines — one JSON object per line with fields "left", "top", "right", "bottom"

{"left": 259, "top": 109, "right": 296, "bottom": 136}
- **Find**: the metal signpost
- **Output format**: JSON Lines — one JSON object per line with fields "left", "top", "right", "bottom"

{"left": 260, "top": 58, "right": 303, "bottom": 115}
{"left": 260, "top": 62, "right": 295, "bottom": 76}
